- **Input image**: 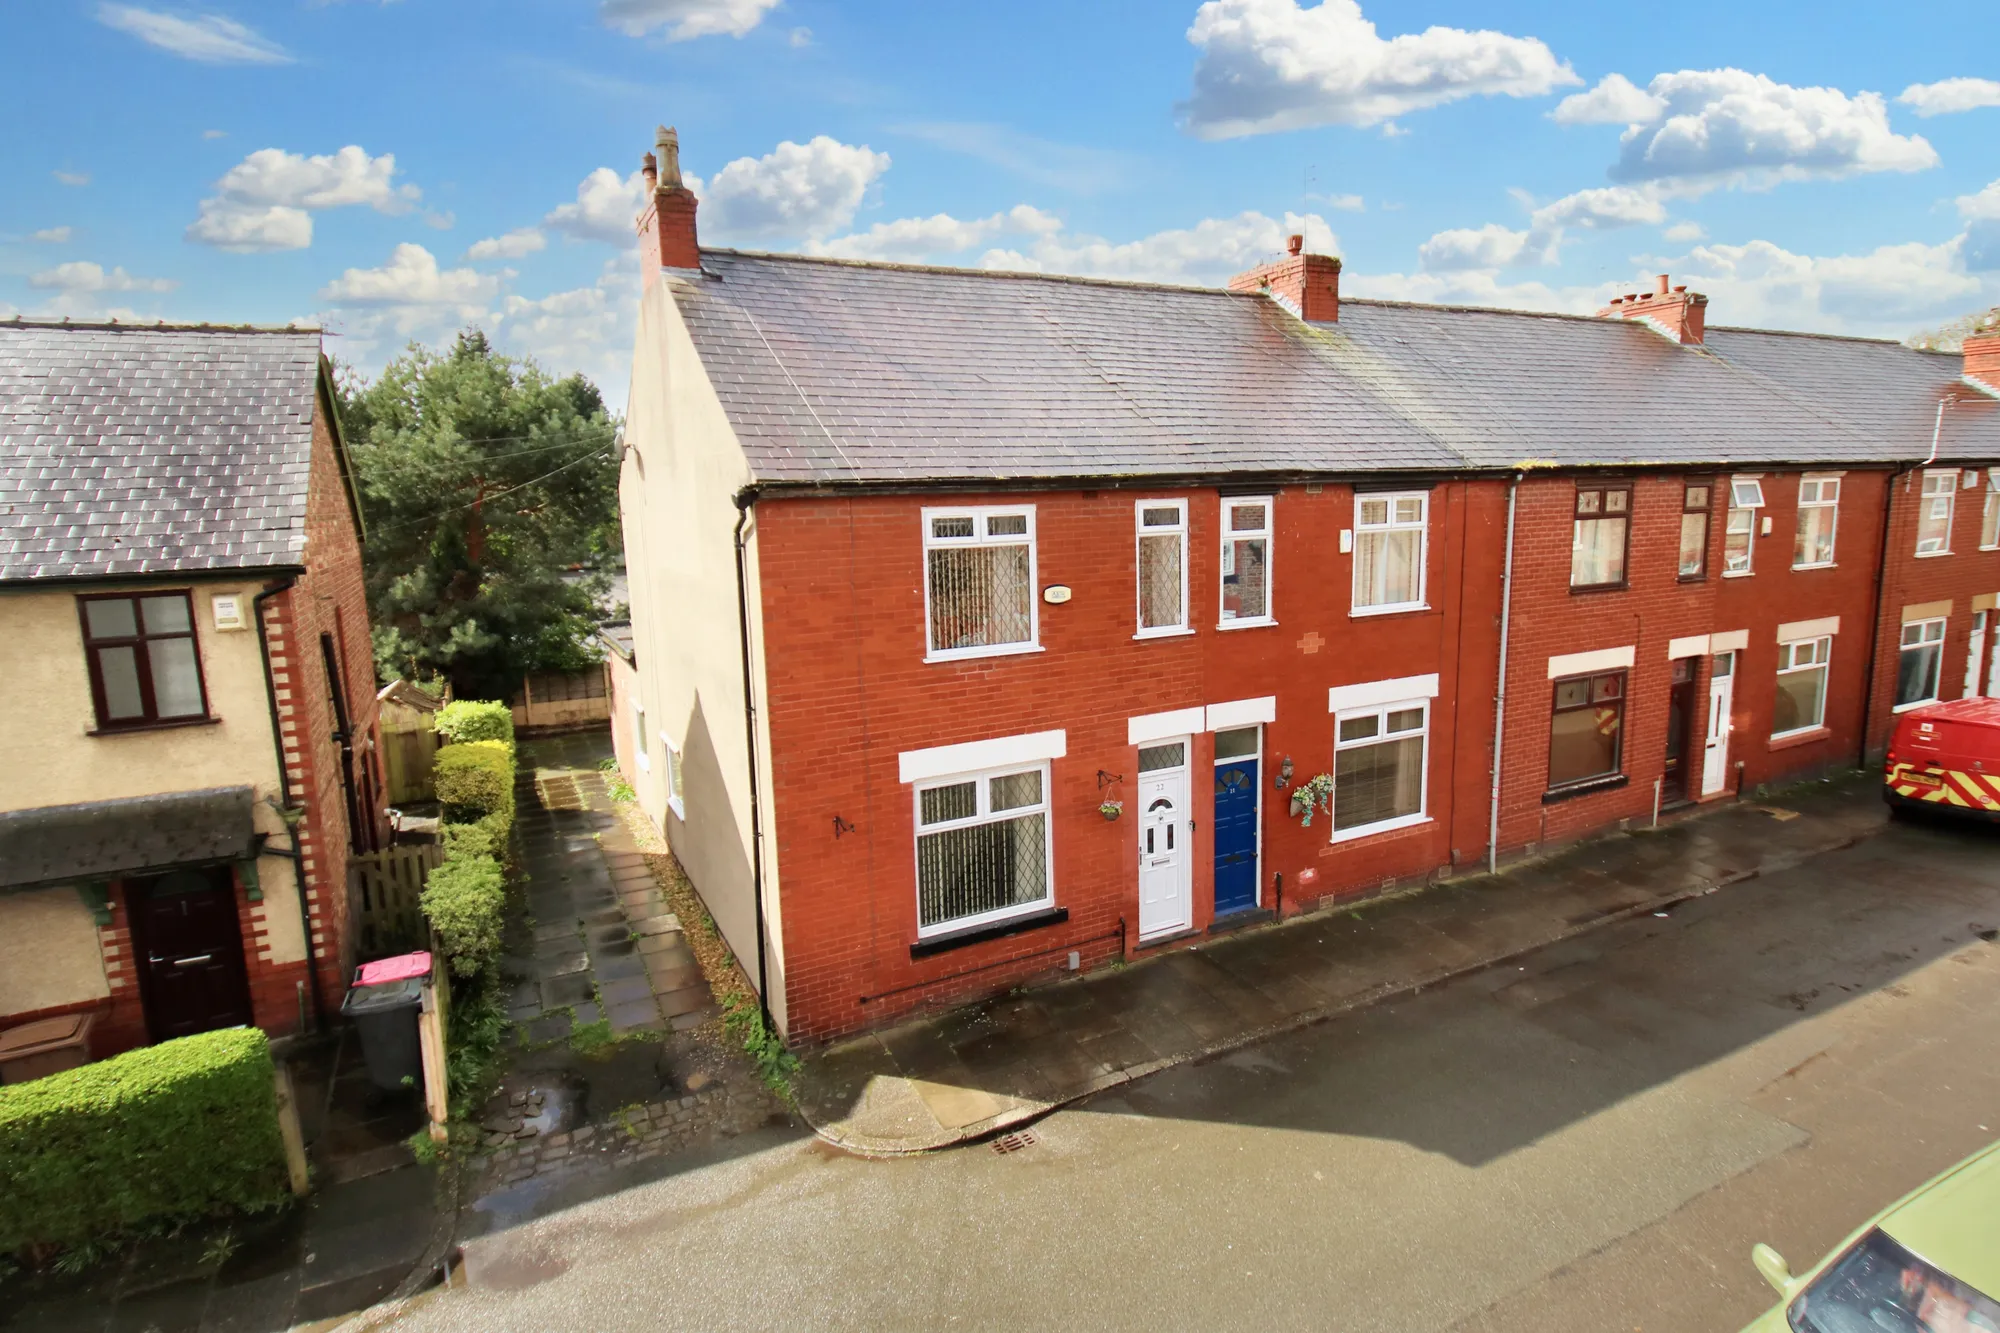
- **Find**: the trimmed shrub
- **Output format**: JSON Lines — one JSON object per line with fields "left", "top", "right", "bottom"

{"left": 421, "top": 854, "right": 507, "bottom": 977}
{"left": 0, "top": 1028, "right": 289, "bottom": 1252}
{"left": 434, "top": 740, "right": 514, "bottom": 823}
{"left": 440, "top": 810, "right": 512, "bottom": 863}
{"left": 434, "top": 700, "right": 515, "bottom": 749}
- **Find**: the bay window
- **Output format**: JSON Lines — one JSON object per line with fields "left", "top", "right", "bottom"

{"left": 1793, "top": 475, "right": 1839, "bottom": 568}
{"left": 924, "top": 507, "right": 1036, "bottom": 660}
{"left": 1773, "top": 637, "right": 1831, "bottom": 737}
{"left": 1897, "top": 618, "right": 1946, "bottom": 709}
{"left": 913, "top": 764, "right": 1053, "bottom": 935}
{"left": 1678, "top": 481, "right": 1710, "bottom": 579}
{"left": 1571, "top": 484, "right": 1630, "bottom": 589}
{"left": 1548, "top": 670, "right": 1626, "bottom": 789}
{"left": 1331, "top": 701, "right": 1428, "bottom": 837}
{"left": 1724, "top": 478, "right": 1763, "bottom": 575}
{"left": 1352, "top": 491, "right": 1427, "bottom": 613}
{"left": 1220, "top": 497, "right": 1273, "bottom": 626}
{"left": 1915, "top": 471, "right": 1955, "bottom": 556}
{"left": 1135, "top": 500, "right": 1188, "bottom": 636}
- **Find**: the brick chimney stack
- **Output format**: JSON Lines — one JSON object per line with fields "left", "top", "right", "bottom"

{"left": 1598, "top": 273, "right": 1708, "bottom": 345}
{"left": 637, "top": 125, "right": 700, "bottom": 288}
{"left": 1964, "top": 311, "right": 2000, "bottom": 393}
{"left": 1228, "top": 234, "right": 1341, "bottom": 323}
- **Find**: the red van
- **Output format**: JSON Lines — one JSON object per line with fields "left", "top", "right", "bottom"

{"left": 1884, "top": 697, "right": 2000, "bottom": 821}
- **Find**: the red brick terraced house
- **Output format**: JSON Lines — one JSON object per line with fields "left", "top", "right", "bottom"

{"left": 612, "top": 130, "right": 2000, "bottom": 1045}
{"left": 0, "top": 320, "right": 387, "bottom": 1061}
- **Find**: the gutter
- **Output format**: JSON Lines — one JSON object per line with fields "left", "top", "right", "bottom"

{"left": 732, "top": 488, "right": 774, "bottom": 1034}
{"left": 255, "top": 577, "right": 325, "bottom": 1032}
{"left": 1488, "top": 474, "right": 1521, "bottom": 875}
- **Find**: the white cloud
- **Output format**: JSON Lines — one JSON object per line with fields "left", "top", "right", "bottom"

{"left": 1532, "top": 184, "right": 1666, "bottom": 230}
{"left": 1663, "top": 220, "right": 1706, "bottom": 242}
{"left": 1673, "top": 236, "right": 1986, "bottom": 331}
{"left": 96, "top": 5, "right": 291, "bottom": 64}
{"left": 701, "top": 137, "right": 893, "bottom": 240}
{"left": 1958, "top": 179, "right": 2000, "bottom": 222}
{"left": 1961, "top": 179, "right": 2000, "bottom": 272}
{"left": 495, "top": 257, "right": 641, "bottom": 406}
{"left": 1418, "top": 223, "right": 1551, "bottom": 271}
{"left": 31, "top": 226, "right": 74, "bottom": 243}
{"left": 788, "top": 26, "right": 812, "bottom": 47}
{"left": 1180, "top": 0, "right": 1578, "bottom": 138}
{"left": 1344, "top": 267, "right": 1601, "bottom": 314}
{"left": 807, "top": 206, "right": 1062, "bottom": 263}
{"left": 981, "top": 211, "right": 1341, "bottom": 286}
{"left": 203, "top": 128, "right": 228, "bottom": 140}
{"left": 318, "top": 243, "right": 501, "bottom": 337}
{"left": 1587, "top": 69, "right": 1936, "bottom": 190}
{"left": 187, "top": 146, "right": 419, "bottom": 252}
{"left": 1552, "top": 73, "right": 1664, "bottom": 126}
{"left": 544, "top": 168, "right": 651, "bottom": 245}
{"left": 1898, "top": 77, "right": 2000, "bottom": 118}
{"left": 53, "top": 170, "right": 90, "bottom": 187}
{"left": 467, "top": 227, "right": 548, "bottom": 261}
{"left": 29, "top": 261, "right": 176, "bottom": 293}
{"left": 598, "top": 0, "right": 779, "bottom": 40}
{"left": 1418, "top": 184, "right": 1665, "bottom": 273}
{"left": 1318, "top": 193, "right": 1366, "bottom": 212}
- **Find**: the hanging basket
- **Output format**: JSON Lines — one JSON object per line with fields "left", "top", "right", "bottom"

{"left": 1289, "top": 774, "right": 1336, "bottom": 827}
{"left": 1098, "top": 800, "right": 1124, "bottom": 821}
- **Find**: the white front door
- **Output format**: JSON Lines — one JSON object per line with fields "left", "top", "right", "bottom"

{"left": 1968, "top": 610, "right": 1989, "bottom": 699}
{"left": 1701, "top": 652, "right": 1735, "bottom": 797}
{"left": 1137, "top": 740, "right": 1191, "bottom": 940}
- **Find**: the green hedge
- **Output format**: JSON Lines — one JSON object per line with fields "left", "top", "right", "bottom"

{"left": 440, "top": 808, "right": 512, "bottom": 862}
{"left": 434, "top": 699, "right": 515, "bottom": 749}
{"left": 421, "top": 854, "right": 508, "bottom": 977}
{"left": 0, "top": 1028, "right": 289, "bottom": 1252}
{"left": 434, "top": 740, "right": 515, "bottom": 823}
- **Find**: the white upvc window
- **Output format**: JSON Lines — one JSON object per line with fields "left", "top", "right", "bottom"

{"left": 1773, "top": 637, "right": 1831, "bottom": 737}
{"left": 1134, "top": 499, "right": 1189, "bottom": 637}
{"left": 1980, "top": 470, "right": 1998, "bottom": 551}
{"left": 662, "top": 732, "right": 685, "bottom": 817}
{"left": 1916, "top": 470, "right": 1956, "bottom": 556}
{"left": 1896, "top": 618, "right": 1947, "bottom": 709}
{"left": 1793, "top": 475, "right": 1840, "bottom": 569}
{"left": 1352, "top": 491, "right": 1428, "bottom": 613}
{"left": 1329, "top": 698, "right": 1429, "bottom": 842}
{"left": 634, "top": 703, "right": 650, "bottom": 772}
{"left": 923, "top": 507, "right": 1038, "bottom": 661}
{"left": 1219, "top": 496, "right": 1274, "bottom": 627}
{"left": 1724, "top": 477, "right": 1764, "bottom": 575}
{"left": 911, "top": 762, "right": 1054, "bottom": 936}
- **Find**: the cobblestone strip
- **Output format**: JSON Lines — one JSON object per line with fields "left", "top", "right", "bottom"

{"left": 484, "top": 1075, "right": 781, "bottom": 1188}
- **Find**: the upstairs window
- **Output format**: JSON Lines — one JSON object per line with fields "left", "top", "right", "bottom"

{"left": 79, "top": 592, "right": 209, "bottom": 730}
{"left": 1548, "top": 670, "right": 1626, "bottom": 789}
{"left": 1570, "top": 484, "right": 1630, "bottom": 589}
{"left": 1135, "top": 500, "right": 1188, "bottom": 637}
{"left": 1219, "top": 497, "right": 1273, "bottom": 626}
{"left": 1916, "top": 471, "right": 1956, "bottom": 556}
{"left": 1352, "top": 491, "right": 1427, "bottom": 613}
{"left": 1793, "top": 475, "right": 1840, "bottom": 569}
{"left": 634, "top": 704, "right": 650, "bottom": 772}
{"left": 1774, "top": 637, "right": 1831, "bottom": 737}
{"left": 1678, "top": 482, "right": 1710, "bottom": 579}
{"left": 1897, "top": 618, "right": 1946, "bottom": 709}
{"left": 913, "top": 764, "right": 1053, "bottom": 935}
{"left": 1724, "top": 477, "right": 1764, "bottom": 575}
{"left": 663, "top": 732, "right": 685, "bottom": 817}
{"left": 925, "top": 508, "right": 1036, "bottom": 660}
{"left": 1980, "top": 470, "right": 1998, "bottom": 550}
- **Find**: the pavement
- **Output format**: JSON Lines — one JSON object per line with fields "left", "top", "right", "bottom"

{"left": 370, "top": 799, "right": 2000, "bottom": 1333}
{"left": 799, "top": 774, "right": 1890, "bottom": 1154}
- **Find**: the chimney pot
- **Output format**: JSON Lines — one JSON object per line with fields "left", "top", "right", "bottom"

{"left": 655, "top": 125, "right": 683, "bottom": 189}
{"left": 1674, "top": 285, "right": 1686, "bottom": 294}
{"left": 1287, "top": 234, "right": 1304, "bottom": 256}
{"left": 638, "top": 124, "right": 699, "bottom": 281}
{"left": 641, "top": 151, "right": 658, "bottom": 192}
{"left": 1656, "top": 274, "right": 1670, "bottom": 295}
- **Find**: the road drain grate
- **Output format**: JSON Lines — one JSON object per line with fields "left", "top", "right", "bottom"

{"left": 992, "top": 1129, "right": 1039, "bottom": 1154}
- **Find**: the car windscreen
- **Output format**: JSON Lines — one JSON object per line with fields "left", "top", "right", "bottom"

{"left": 1788, "top": 1227, "right": 2000, "bottom": 1333}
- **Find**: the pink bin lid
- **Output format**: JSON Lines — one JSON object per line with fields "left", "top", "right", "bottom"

{"left": 354, "top": 951, "right": 433, "bottom": 986}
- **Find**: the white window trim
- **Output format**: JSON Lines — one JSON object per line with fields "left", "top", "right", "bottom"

{"left": 1776, "top": 615, "right": 1840, "bottom": 644}
{"left": 1894, "top": 616, "right": 1948, "bottom": 713}
{"left": 921, "top": 504, "right": 1041, "bottom": 663}
{"left": 1328, "top": 697, "right": 1432, "bottom": 844}
{"left": 1350, "top": 490, "right": 1429, "bottom": 616}
{"left": 1979, "top": 470, "right": 1999, "bottom": 551}
{"left": 661, "top": 731, "right": 685, "bottom": 818}
{"left": 1133, "top": 498, "right": 1191, "bottom": 640}
{"left": 1792, "top": 474, "right": 1840, "bottom": 570}
{"left": 1772, "top": 637, "right": 1831, "bottom": 739}
{"left": 1916, "top": 470, "right": 1957, "bottom": 559}
{"left": 634, "top": 704, "right": 650, "bottom": 773}
{"left": 1546, "top": 645, "right": 1635, "bottom": 680}
{"left": 1218, "top": 495, "right": 1276, "bottom": 629}
{"left": 910, "top": 760, "right": 1055, "bottom": 939}
{"left": 1129, "top": 707, "right": 1205, "bottom": 746}
{"left": 1205, "top": 695, "right": 1276, "bottom": 730}
{"left": 900, "top": 728, "right": 1066, "bottom": 785}
{"left": 1328, "top": 673, "right": 1440, "bottom": 713}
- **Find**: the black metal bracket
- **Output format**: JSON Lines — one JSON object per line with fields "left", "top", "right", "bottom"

{"left": 832, "top": 815, "right": 857, "bottom": 838}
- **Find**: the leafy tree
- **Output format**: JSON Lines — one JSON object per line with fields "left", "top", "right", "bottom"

{"left": 335, "top": 331, "right": 622, "bottom": 698}
{"left": 1906, "top": 306, "right": 2000, "bottom": 353}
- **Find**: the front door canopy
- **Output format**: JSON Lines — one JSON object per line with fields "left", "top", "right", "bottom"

{"left": 0, "top": 785, "right": 257, "bottom": 891}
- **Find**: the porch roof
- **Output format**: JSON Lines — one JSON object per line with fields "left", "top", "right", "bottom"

{"left": 0, "top": 785, "right": 259, "bottom": 891}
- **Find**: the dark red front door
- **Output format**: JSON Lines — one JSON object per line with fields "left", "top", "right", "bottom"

{"left": 1663, "top": 658, "right": 1697, "bottom": 803}
{"left": 127, "top": 866, "right": 254, "bottom": 1040}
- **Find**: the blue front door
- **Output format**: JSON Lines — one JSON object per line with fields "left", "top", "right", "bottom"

{"left": 1213, "top": 756, "right": 1259, "bottom": 916}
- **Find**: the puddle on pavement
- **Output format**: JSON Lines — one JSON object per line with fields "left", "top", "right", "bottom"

{"left": 466, "top": 1244, "right": 572, "bottom": 1291}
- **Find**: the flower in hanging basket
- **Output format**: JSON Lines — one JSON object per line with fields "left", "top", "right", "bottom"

{"left": 1098, "top": 799, "right": 1124, "bottom": 820}
{"left": 1289, "top": 773, "right": 1336, "bottom": 826}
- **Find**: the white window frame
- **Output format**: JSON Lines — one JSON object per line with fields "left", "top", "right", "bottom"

{"left": 1327, "top": 697, "right": 1431, "bottom": 844}
{"left": 1895, "top": 617, "right": 1948, "bottom": 711}
{"left": 662, "top": 731, "right": 685, "bottom": 817}
{"left": 1133, "top": 498, "right": 1191, "bottom": 639}
{"left": 910, "top": 760, "right": 1055, "bottom": 938}
{"left": 1218, "top": 496, "right": 1276, "bottom": 629}
{"left": 921, "top": 505, "right": 1040, "bottom": 663}
{"left": 633, "top": 703, "right": 650, "bottom": 773}
{"left": 1792, "top": 474, "right": 1840, "bottom": 569}
{"left": 1980, "top": 470, "right": 1998, "bottom": 551}
{"left": 1724, "top": 477, "right": 1764, "bottom": 577}
{"left": 1916, "top": 470, "right": 1957, "bottom": 557}
{"left": 1350, "top": 490, "right": 1429, "bottom": 615}
{"left": 1772, "top": 636, "right": 1831, "bottom": 738}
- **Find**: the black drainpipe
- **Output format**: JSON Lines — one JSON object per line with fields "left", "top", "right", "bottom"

{"left": 255, "top": 578, "right": 325, "bottom": 1031}
{"left": 1857, "top": 465, "right": 1907, "bottom": 769}
{"left": 320, "top": 633, "right": 365, "bottom": 854}
{"left": 733, "top": 490, "right": 773, "bottom": 1035}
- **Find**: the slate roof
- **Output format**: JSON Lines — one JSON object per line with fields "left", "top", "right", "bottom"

{"left": 675, "top": 250, "right": 1993, "bottom": 486}
{"left": 0, "top": 321, "right": 324, "bottom": 582}
{"left": 0, "top": 785, "right": 257, "bottom": 890}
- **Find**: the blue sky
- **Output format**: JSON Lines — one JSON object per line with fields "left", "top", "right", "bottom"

{"left": 3, "top": 0, "right": 1997, "bottom": 406}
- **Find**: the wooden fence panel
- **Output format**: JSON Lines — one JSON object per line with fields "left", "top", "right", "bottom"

{"left": 351, "top": 844, "right": 442, "bottom": 959}
{"left": 383, "top": 728, "right": 438, "bottom": 804}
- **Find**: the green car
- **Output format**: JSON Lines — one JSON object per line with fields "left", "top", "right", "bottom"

{"left": 1741, "top": 1140, "right": 2000, "bottom": 1331}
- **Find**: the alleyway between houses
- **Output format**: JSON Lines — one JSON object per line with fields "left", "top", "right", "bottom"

{"left": 377, "top": 803, "right": 2000, "bottom": 1333}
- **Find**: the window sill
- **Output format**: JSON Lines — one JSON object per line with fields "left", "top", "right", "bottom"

{"left": 88, "top": 715, "right": 219, "bottom": 737}
{"left": 1677, "top": 573, "right": 1708, "bottom": 584}
{"left": 666, "top": 796, "right": 685, "bottom": 819}
{"left": 1791, "top": 562, "right": 1837, "bottom": 572}
{"left": 1326, "top": 812, "right": 1432, "bottom": 846}
{"left": 1769, "top": 726, "right": 1832, "bottom": 752}
{"left": 1133, "top": 627, "right": 1196, "bottom": 642}
{"left": 910, "top": 906, "right": 1068, "bottom": 960}
{"left": 1914, "top": 551, "right": 1953, "bottom": 560}
{"left": 1568, "top": 582, "right": 1629, "bottom": 595}
{"left": 1542, "top": 773, "right": 1630, "bottom": 805}
{"left": 1722, "top": 569, "right": 1755, "bottom": 579}
{"left": 1215, "top": 618, "right": 1277, "bottom": 632}
{"left": 1893, "top": 698, "right": 1941, "bottom": 714}
{"left": 1349, "top": 603, "right": 1429, "bottom": 619}
{"left": 924, "top": 644, "right": 1046, "bottom": 666}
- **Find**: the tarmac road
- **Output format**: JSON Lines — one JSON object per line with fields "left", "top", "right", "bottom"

{"left": 389, "top": 813, "right": 2000, "bottom": 1333}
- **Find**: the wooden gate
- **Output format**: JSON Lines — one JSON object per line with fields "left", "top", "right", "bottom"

{"left": 350, "top": 844, "right": 443, "bottom": 959}
{"left": 383, "top": 727, "right": 439, "bottom": 804}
